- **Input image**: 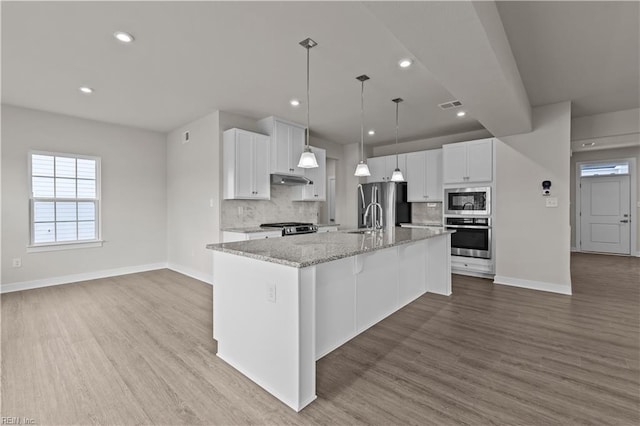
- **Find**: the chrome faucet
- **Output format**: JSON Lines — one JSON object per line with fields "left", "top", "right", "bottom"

{"left": 363, "top": 185, "right": 383, "bottom": 230}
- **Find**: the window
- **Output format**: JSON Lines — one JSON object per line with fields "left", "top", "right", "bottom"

{"left": 29, "top": 151, "right": 101, "bottom": 247}
{"left": 580, "top": 161, "right": 630, "bottom": 177}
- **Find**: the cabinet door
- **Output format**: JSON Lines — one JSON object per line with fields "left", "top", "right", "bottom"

{"left": 466, "top": 139, "right": 493, "bottom": 182}
{"left": 300, "top": 147, "right": 326, "bottom": 200}
{"left": 366, "top": 157, "right": 387, "bottom": 183}
{"left": 310, "top": 147, "right": 326, "bottom": 200}
{"left": 235, "top": 131, "right": 255, "bottom": 198}
{"left": 253, "top": 135, "right": 271, "bottom": 199}
{"left": 406, "top": 151, "right": 426, "bottom": 202}
{"left": 425, "top": 149, "right": 443, "bottom": 200}
{"left": 442, "top": 143, "right": 468, "bottom": 184}
{"left": 386, "top": 154, "right": 406, "bottom": 180}
{"left": 290, "top": 125, "right": 306, "bottom": 175}
{"left": 272, "top": 120, "right": 291, "bottom": 174}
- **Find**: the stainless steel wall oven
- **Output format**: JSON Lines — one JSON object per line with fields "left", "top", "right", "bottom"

{"left": 446, "top": 217, "right": 491, "bottom": 259}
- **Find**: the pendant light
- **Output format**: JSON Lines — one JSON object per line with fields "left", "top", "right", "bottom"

{"left": 297, "top": 38, "right": 319, "bottom": 168}
{"left": 390, "top": 98, "right": 405, "bottom": 182}
{"left": 354, "top": 75, "right": 371, "bottom": 177}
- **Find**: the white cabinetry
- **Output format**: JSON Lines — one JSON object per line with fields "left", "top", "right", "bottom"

{"left": 257, "top": 116, "right": 306, "bottom": 176}
{"left": 223, "top": 128, "right": 270, "bottom": 200}
{"left": 316, "top": 226, "right": 338, "bottom": 233}
{"left": 295, "top": 146, "right": 326, "bottom": 201}
{"left": 406, "top": 149, "right": 442, "bottom": 202}
{"left": 366, "top": 154, "right": 406, "bottom": 183}
{"left": 442, "top": 138, "right": 493, "bottom": 184}
{"left": 222, "top": 230, "right": 282, "bottom": 243}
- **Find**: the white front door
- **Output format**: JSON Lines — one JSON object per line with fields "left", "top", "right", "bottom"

{"left": 580, "top": 175, "right": 631, "bottom": 254}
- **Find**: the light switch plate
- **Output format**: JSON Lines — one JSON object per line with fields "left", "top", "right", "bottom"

{"left": 545, "top": 197, "right": 558, "bottom": 208}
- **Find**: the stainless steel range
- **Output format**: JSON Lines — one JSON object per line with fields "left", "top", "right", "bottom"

{"left": 260, "top": 222, "right": 318, "bottom": 236}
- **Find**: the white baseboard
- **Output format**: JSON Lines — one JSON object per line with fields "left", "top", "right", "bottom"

{"left": 1, "top": 263, "right": 168, "bottom": 294}
{"left": 570, "top": 246, "right": 579, "bottom": 252}
{"left": 493, "top": 275, "right": 572, "bottom": 295}
{"left": 635, "top": 251, "right": 640, "bottom": 257}
{"left": 167, "top": 262, "right": 213, "bottom": 285}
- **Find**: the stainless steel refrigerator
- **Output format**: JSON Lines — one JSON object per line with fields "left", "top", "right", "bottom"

{"left": 357, "top": 182, "right": 411, "bottom": 230}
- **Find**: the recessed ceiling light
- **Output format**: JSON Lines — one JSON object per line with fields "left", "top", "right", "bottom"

{"left": 582, "top": 142, "right": 596, "bottom": 147}
{"left": 114, "top": 31, "right": 135, "bottom": 43}
{"left": 368, "top": 130, "right": 375, "bottom": 136}
{"left": 456, "top": 111, "right": 466, "bottom": 117}
{"left": 290, "top": 99, "right": 300, "bottom": 107}
{"left": 79, "top": 86, "right": 93, "bottom": 94}
{"left": 398, "top": 59, "right": 413, "bottom": 68}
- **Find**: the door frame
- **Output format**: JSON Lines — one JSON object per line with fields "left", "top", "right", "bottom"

{"left": 575, "top": 157, "right": 637, "bottom": 256}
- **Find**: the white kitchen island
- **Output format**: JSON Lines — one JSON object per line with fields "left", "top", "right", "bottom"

{"left": 206, "top": 227, "right": 453, "bottom": 411}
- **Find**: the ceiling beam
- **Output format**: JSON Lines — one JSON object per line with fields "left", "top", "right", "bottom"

{"left": 365, "top": 0, "right": 532, "bottom": 137}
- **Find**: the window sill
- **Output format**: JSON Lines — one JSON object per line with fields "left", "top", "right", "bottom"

{"left": 27, "top": 240, "right": 104, "bottom": 253}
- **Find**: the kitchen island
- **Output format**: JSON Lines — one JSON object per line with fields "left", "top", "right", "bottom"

{"left": 206, "top": 227, "right": 453, "bottom": 411}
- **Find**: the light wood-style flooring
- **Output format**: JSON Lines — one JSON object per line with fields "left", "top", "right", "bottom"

{"left": 2, "top": 253, "right": 639, "bottom": 425}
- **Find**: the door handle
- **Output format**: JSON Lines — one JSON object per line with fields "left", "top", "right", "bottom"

{"left": 620, "top": 219, "right": 629, "bottom": 223}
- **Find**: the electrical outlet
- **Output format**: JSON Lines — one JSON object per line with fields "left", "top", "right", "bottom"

{"left": 238, "top": 206, "right": 244, "bottom": 216}
{"left": 12, "top": 258, "right": 22, "bottom": 268}
{"left": 266, "top": 283, "right": 276, "bottom": 303}
{"left": 545, "top": 197, "right": 558, "bottom": 208}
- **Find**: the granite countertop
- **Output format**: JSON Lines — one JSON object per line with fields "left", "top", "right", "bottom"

{"left": 207, "top": 227, "right": 453, "bottom": 268}
{"left": 223, "top": 223, "right": 340, "bottom": 233}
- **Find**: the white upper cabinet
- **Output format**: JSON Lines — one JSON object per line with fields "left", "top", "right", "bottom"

{"left": 295, "top": 146, "right": 326, "bottom": 201}
{"left": 366, "top": 154, "right": 406, "bottom": 183}
{"left": 406, "top": 149, "right": 442, "bottom": 202}
{"left": 442, "top": 138, "right": 493, "bottom": 184}
{"left": 258, "top": 116, "right": 306, "bottom": 176}
{"left": 223, "top": 128, "right": 270, "bottom": 200}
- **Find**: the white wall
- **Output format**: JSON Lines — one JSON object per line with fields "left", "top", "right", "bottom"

{"left": 1, "top": 105, "right": 167, "bottom": 289}
{"left": 494, "top": 102, "right": 572, "bottom": 294}
{"left": 372, "top": 129, "right": 492, "bottom": 157}
{"left": 166, "top": 111, "right": 219, "bottom": 284}
{"left": 571, "top": 108, "right": 640, "bottom": 141}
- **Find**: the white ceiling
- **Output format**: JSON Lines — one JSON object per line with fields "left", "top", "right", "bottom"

{"left": 2, "top": 1, "right": 638, "bottom": 145}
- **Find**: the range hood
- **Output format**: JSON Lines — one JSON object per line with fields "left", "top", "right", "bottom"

{"left": 271, "top": 173, "right": 312, "bottom": 186}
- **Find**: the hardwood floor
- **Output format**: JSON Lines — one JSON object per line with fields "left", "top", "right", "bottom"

{"left": 2, "top": 253, "right": 639, "bottom": 425}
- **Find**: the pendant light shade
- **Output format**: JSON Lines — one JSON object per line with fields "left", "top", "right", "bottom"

{"left": 390, "top": 97, "right": 405, "bottom": 182}
{"left": 297, "top": 38, "right": 319, "bottom": 169}
{"left": 355, "top": 161, "right": 371, "bottom": 177}
{"left": 298, "top": 147, "right": 319, "bottom": 168}
{"left": 354, "top": 75, "right": 371, "bottom": 177}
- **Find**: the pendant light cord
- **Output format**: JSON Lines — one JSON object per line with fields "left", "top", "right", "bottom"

{"left": 395, "top": 102, "right": 399, "bottom": 168}
{"left": 360, "top": 80, "right": 364, "bottom": 161}
{"left": 306, "top": 45, "right": 310, "bottom": 149}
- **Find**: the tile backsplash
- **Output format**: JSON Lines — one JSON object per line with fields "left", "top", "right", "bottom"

{"left": 411, "top": 202, "right": 443, "bottom": 224}
{"left": 222, "top": 184, "right": 320, "bottom": 228}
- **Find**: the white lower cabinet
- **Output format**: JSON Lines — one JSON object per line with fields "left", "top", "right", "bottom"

{"left": 222, "top": 230, "right": 282, "bottom": 243}
{"left": 355, "top": 249, "right": 399, "bottom": 332}
{"left": 316, "top": 226, "right": 338, "bottom": 233}
{"left": 315, "top": 237, "right": 451, "bottom": 359}
{"left": 451, "top": 255, "right": 494, "bottom": 277}
{"left": 315, "top": 257, "right": 356, "bottom": 358}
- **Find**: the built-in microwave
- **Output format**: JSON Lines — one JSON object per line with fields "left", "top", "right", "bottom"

{"left": 445, "top": 187, "right": 490, "bottom": 216}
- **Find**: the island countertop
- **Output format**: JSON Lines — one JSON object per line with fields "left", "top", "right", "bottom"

{"left": 207, "top": 227, "right": 453, "bottom": 268}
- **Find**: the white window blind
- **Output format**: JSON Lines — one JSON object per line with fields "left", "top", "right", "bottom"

{"left": 30, "top": 152, "right": 100, "bottom": 246}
